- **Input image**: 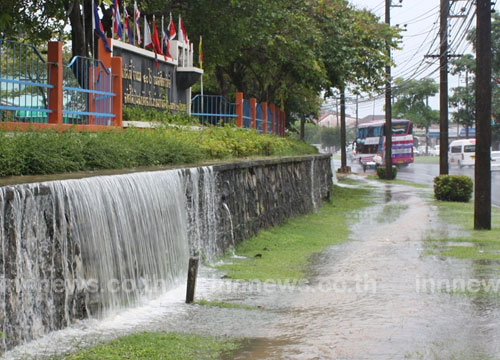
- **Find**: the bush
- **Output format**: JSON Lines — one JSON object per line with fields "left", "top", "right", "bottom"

{"left": 0, "top": 126, "right": 318, "bottom": 177}
{"left": 433, "top": 175, "right": 473, "bottom": 202}
{"left": 376, "top": 166, "right": 398, "bottom": 180}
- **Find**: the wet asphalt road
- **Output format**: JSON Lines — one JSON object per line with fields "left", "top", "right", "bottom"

{"left": 337, "top": 158, "right": 500, "bottom": 207}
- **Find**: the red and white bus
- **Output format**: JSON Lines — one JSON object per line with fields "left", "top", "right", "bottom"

{"left": 354, "top": 119, "right": 414, "bottom": 166}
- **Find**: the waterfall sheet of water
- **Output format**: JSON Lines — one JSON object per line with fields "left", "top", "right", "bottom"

{"left": 310, "top": 158, "right": 317, "bottom": 211}
{"left": 222, "top": 203, "right": 236, "bottom": 254}
{"left": 0, "top": 167, "right": 219, "bottom": 351}
{"left": 185, "top": 167, "right": 219, "bottom": 261}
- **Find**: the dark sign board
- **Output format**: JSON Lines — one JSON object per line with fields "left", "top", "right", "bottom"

{"left": 113, "top": 42, "right": 188, "bottom": 113}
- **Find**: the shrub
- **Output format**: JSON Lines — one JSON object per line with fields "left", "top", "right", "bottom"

{"left": 0, "top": 126, "right": 317, "bottom": 177}
{"left": 376, "top": 166, "right": 398, "bottom": 180}
{"left": 433, "top": 175, "right": 473, "bottom": 202}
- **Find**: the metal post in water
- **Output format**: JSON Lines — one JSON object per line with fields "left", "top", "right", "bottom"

{"left": 186, "top": 256, "right": 199, "bottom": 303}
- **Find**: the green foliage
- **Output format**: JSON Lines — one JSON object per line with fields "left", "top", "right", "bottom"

{"left": 0, "top": 127, "right": 316, "bottom": 177}
{"left": 392, "top": 77, "right": 439, "bottom": 130}
{"left": 319, "top": 126, "right": 340, "bottom": 148}
{"left": 216, "top": 184, "right": 373, "bottom": 281}
{"left": 122, "top": 106, "right": 199, "bottom": 125}
{"left": 61, "top": 332, "right": 238, "bottom": 360}
{"left": 376, "top": 166, "right": 397, "bottom": 180}
{"left": 433, "top": 175, "right": 473, "bottom": 202}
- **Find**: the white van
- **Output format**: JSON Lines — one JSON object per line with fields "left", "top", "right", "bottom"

{"left": 449, "top": 139, "right": 476, "bottom": 168}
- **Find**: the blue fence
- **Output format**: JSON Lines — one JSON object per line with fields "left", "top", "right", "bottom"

{"left": 190, "top": 94, "right": 283, "bottom": 135}
{"left": 0, "top": 40, "right": 53, "bottom": 123}
{"left": 256, "top": 103, "right": 263, "bottom": 133}
{"left": 63, "top": 56, "right": 115, "bottom": 125}
{"left": 191, "top": 95, "right": 236, "bottom": 125}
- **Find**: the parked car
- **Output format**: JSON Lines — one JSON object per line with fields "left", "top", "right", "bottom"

{"left": 492, "top": 151, "right": 500, "bottom": 169}
{"left": 429, "top": 145, "right": 440, "bottom": 157}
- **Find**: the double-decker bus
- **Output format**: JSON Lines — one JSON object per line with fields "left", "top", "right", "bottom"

{"left": 354, "top": 119, "right": 414, "bottom": 166}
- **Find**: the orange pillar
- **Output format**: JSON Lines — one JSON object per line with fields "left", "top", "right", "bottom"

{"left": 261, "top": 102, "right": 268, "bottom": 134}
{"left": 235, "top": 92, "right": 243, "bottom": 128}
{"left": 250, "top": 98, "right": 257, "bottom": 129}
{"left": 111, "top": 56, "right": 123, "bottom": 127}
{"left": 47, "top": 41, "right": 63, "bottom": 125}
{"left": 282, "top": 111, "right": 286, "bottom": 136}
{"left": 277, "top": 110, "right": 281, "bottom": 136}
{"left": 98, "top": 38, "right": 112, "bottom": 69}
{"left": 270, "top": 104, "right": 276, "bottom": 135}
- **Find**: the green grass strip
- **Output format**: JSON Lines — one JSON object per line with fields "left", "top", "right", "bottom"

{"left": 59, "top": 332, "right": 238, "bottom": 360}
{"left": 425, "top": 200, "right": 500, "bottom": 261}
{"left": 413, "top": 155, "right": 440, "bottom": 164}
{"left": 216, "top": 184, "right": 373, "bottom": 282}
{"left": 194, "top": 299, "right": 260, "bottom": 310}
{"left": 365, "top": 175, "right": 431, "bottom": 188}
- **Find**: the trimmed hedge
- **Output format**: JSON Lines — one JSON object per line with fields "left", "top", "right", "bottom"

{"left": 376, "top": 165, "right": 398, "bottom": 180}
{"left": 433, "top": 175, "right": 473, "bottom": 202}
{"left": 0, "top": 126, "right": 317, "bottom": 177}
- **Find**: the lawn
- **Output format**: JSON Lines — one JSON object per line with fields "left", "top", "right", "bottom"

{"left": 216, "top": 181, "right": 373, "bottom": 281}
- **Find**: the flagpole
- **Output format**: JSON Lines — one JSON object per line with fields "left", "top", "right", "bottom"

{"left": 123, "top": 0, "right": 126, "bottom": 43}
{"left": 161, "top": 16, "right": 164, "bottom": 54}
{"left": 143, "top": 15, "right": 146, "bottom": 48}
{"left": 91, "top": 0, "right": 95, "bottom": 58}
{"left": 133, "top": 1, "right": 136, "bottom": 46}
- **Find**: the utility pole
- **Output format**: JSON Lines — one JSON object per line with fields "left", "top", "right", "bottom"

{"left": 474, "top": 0, "right": 491, "bottom": 230}
{"left": 355, "top": 95, "right": 359, "bottom": 132}
{"left": 439, "top": 0, "right": 449, "bottom": 175}
{"left": 465, "top": 70, "right": 469, "bottom": 138}
{"left": 340, "top": 89, "right": 347, "bottom": 169}
{"left": 385, "top": 0, "right": 393, "bottom": 179}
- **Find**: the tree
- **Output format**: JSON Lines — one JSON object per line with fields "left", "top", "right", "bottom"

{"left": 449, "top": 54, "right": 476, "bottom": 138}
{"left": 320, "top": 126, "right": 340, "bottom": 150}
{"left": 392, "top": 77, "right": 439, "bottom": 153}
{"left": 2, "top": 0, "right": 398, "bottom": 140}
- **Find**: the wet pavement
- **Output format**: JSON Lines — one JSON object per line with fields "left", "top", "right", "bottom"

{"left": 4, "top": 178, "right": 500, "bottom": 360}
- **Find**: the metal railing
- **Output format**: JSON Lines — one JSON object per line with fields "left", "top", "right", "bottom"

{"left": 267, "top": 107, "right": 272, "bottom": 134}
{"left": 0, "top": 40, "right": 53, "bottom": 123}
{"left": 256, "top": 103, "right": 263, "bottom": 133}
{"left": 63, "top": 56, "right": 115, "bottom": 125}
{"left": 191, "top": 95, "right": 236, "bottom": 125}
{"left": 242, "top": 99, "right": 252, "bottom": 128}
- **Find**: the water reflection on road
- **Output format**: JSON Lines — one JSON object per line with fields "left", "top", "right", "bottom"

{"left": 333, "top": 158, "right": 500, "bottom": 207}
{"left": 231, "top": 180, "right": 500, "bottom": 359}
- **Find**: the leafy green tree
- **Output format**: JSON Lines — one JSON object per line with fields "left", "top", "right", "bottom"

{"left": 2, "top": 0, "right": 398, "bottom": 142}
{"left": 449, "top": 54, "right": 476, "bottom": 138}
{"left": 392, "top": 77, "right": 439, "bottom": 152}
{"left": 320, "top": 126, "right": 340, "bottom": 149}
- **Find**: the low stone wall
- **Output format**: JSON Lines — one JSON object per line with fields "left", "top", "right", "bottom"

{"left": 211, "top": 154, "right": 332, "bottom": 253}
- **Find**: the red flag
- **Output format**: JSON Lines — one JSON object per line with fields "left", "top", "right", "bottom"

{"left": 178, "top": 15, "right": 187, "bottom": 43}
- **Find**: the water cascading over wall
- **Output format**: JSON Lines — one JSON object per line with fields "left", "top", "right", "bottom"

{"left": 0, "top": 154, "right": 332, "bottom": 353}
{"left": 0, "top": 169, "right": 200, "bottom": 352}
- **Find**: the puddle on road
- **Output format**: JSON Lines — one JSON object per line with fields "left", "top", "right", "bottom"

{"left": 5, "top": 178, "right": 500, "bottom": 359}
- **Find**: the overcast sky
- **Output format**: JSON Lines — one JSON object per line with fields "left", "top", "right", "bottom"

{"left": 341, "top": 0, "right": 492, "bottom": 119}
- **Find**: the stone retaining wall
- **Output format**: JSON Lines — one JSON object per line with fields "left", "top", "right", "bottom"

{"left": 0, "top": 154, "right": 332, "bottom": 353}
{"left": 211, "top": 155, "right": 332, "bottom": 253}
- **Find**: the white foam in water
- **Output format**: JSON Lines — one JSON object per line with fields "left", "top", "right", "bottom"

{"left": 0, "top": 166, "right": 221, "bottom": 356}
{"left": 185, "top": 167, "right": 219, "bottom": 261}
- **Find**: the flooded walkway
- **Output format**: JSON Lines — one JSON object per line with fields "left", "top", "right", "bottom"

{"left": 231, "top": 179, "right": 500, "bottom": 359}
{"left": 4, "top": 178, "right": 500, "bottom": 359}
